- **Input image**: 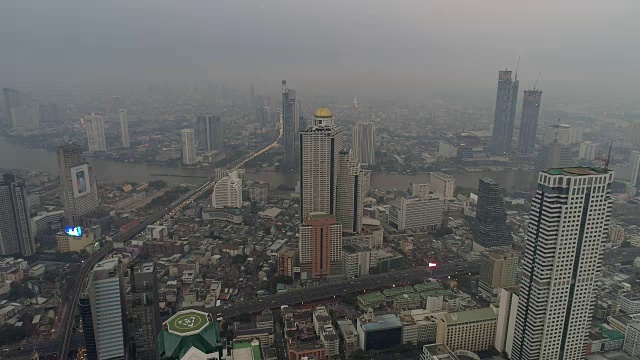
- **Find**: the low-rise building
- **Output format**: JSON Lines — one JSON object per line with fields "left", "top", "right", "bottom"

{"left": 436, "top": 307, "right": 498, "bottom": 353}
{"left": 320, "top": 325, "right": 339, "bottom": 357}
{"left": 56, "top": 230, "right": 96, "bottom": 253}
{"left": 421, "top": 343, "right": 459, "bottom": 360}
{"left": 624, "top": 321, "right": 640, "bottom": 358}
{"left": 357, "top": 311, "right": 403, "bottom": 351}
{"left": 337, "top": 319, "right": 359, "bottom": 355}
{"left": 620, "top": 294, "right": 640, "bottom": 314}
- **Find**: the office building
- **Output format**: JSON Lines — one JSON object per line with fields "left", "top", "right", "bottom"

{"left": 343, "top": 244, "right": 371, "bottom": 278}
{"left": 30, "top": 210, "right": 65, "bottom": 236}
{"left": 119, "top": 109, "right": 130, "bottom": 148}
{"left": 299, "top": 212, "right": 342, "bottom": 279}
{"left": 388, "top": 194, "right": 444, "bottom": 231}
{"left": 157, "top": 309, "right": 223, "bottom": 359}
{"left": 517, "top": 89, "right": 542, "bottom": 155}
{"left": 0, "top": 174, "right": 36, "bottom": 256}
{"left": 473, "top": 178, "right": 512, "bottom": 249}
{"left": 353, "top": 122, "right": 376, "bottom": 165}
{"left": 357, "top": 312, "right": 403, "bottom": 351}
{"left": 84, "top": 112, "right": 107, "bottom": 152}
{"left": 56, "top": 143, "right": 100, "bottom": 225}
{"left": 282, "top": 80, "right": 300, "bottom": 169}
{"left": 478, "top": 250, "right": 518, "bottom": 294}
{"left": 181, "top": 129, "right": 197, "bottom": 165}
{"left": 430, "top": 172, "right": 455, "bottom": 199}
{"left": 212, "top": 170, "right": 242, "bottom": 209}
{"left": 56, "top": 229, "right": 95, "bottom": 253}
{"left": 534, "top": 142, "right": 573, "bottom": 176}
{"left": 578, "top": 141, "right": 598, "bottom": 161}
{"left": 625, "top": 123, "right": 640, "bottom": 146}
{"left": 130, "top": 263, "right": 161, "bottom": 360}
{"left": 511, "top": 167, "right": 614, "bottom": 360}
{"left": 336, "top": 150, "right": 365, "bottom": 234}
{"left": 490, "top": 70, "right": 519, "bottom": 155}
{"left": 79, "top": 294, "right": 98, "bottom": 360}
{"left": 299, "top": 107, "right": 343, "bottom": 219}
{"left": 196, "top": 115, "right": 223, "bottom": 151}
{"left": 436, "top": 307, "right": 498, "bottom": 353}
{"left": 84, "top": 258, "right": 127, "bottom": 360}
{"left": 412, "top": 183, "right": 430, "bottom": 198}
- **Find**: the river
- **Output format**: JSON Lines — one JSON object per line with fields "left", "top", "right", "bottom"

{"left": 0, "top": 136, "right": 534, "bottom": 190}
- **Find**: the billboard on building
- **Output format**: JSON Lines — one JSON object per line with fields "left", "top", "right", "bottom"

{"left": 70, "top": 164, "right": 91, "bottom": 198}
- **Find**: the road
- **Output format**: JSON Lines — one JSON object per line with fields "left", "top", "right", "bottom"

{"left": 211, "top": 263, "right": 478, "bottom": 318}
{"left": 3, "top": 334, "right": 84, "bottom": 359}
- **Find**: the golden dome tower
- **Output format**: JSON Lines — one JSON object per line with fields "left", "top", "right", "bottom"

{"left": 312, "top": 106, "right": 334, "bottom": 128}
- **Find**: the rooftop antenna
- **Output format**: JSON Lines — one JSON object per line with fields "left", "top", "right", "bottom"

{"left": 515, "top": 56, "right": 521, "bottom": 80}
{"left": 553, "top": 118, "right": 560, "bottom": 144}
{"left": 533, "top": 72, "right": 541, "bottom": 90}
{"left": 605, "top": 142, "right": 613, "bottom": 170}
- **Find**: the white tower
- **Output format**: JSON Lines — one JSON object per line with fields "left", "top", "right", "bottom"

{"left": 212, "top": 170, "right": 242, "bottom": 209}
{"left": 181, "top": 129, "right": 197, "bottom": 165}
{"left": 352, "top": 122, "right": 375, "bottom": 165}
{"left": 119, "top": 109, "right": 130, "bottom": 148}
{"left": 511, "top": 167, "right": 613, "bottom": 360}
{"left": 85, "top": 112, "right": 106, "bottom": 152}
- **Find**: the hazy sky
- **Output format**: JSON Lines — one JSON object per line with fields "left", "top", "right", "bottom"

{"left": 1, "top": 0, "right": 638, "bottom": 99}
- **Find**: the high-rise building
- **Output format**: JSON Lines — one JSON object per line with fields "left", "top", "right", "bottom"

{"left": 517, "top": 89, "right": 542, "bottom": 155}
{"left": 119, "top": 109, "right": 130, "bottom": 148}
{"left": 336, "top": 150, "right": 365, "bottom": 234}
{"left": 84, "top": 258, "right": 127, "bottom": 360}
{"left": 249, "top": 83, "right": 255, "bottom": 107}
{"left": 130, "top": 263, "right": 161, "bottom": 360}
{"left": 299, "top": 212, "right": 342, "bottom": 278}
{"left": 478, "top": 250, "right": 518, "bottom": 294}
{"left": 282, "top": 80, "right": 300, "bottom": 169}
{"left": 255, "top": 105, "right": 271, "bottom": 129}
{"left": 181, "top": 129, "right": 197, "bottom": 165}
{"left": 56, "top": 143, "right": 100, "bottom": 225}
{"left": 0, "top": 173, "right": 36, "bottom": 256}
{"left": 11, "top": 102, "right": 40, "bottom": 129}
{"left": 430, "top": 172, "right": 456, "bottom": 199}
{"left": 352, "top": 122, "right": 376, "bottom": 165}
{"left": 629, "top": 151, "right": 640, "bottom": 188}
{"left": 412, "top": 183, "right": 430, "bottom": 198}
{"left": 473, "top": 178, "right": 512, "bottom": 249}
{"left": 388, "top": 195, "right": 444, "bottom": 231}
{"left": 511, "top": 167, "right": 613, "bottom": 360}
{"left": 299, "top": 107, "right": 343, "bottom": 219}
{"left": 85, "top": 112, "right": 107, "bottom": 152}
{"left": 625, "top": 123, "right": 640, "bottom": 146}
{"left": 533, "top": 142, "right": 574, "bottom": 178}
{"left": 157, "top": 310, "right": 223, "bottom": 359}
{"left": 435, "top": 308, "right": 498, "bottom": 353}
{"left": 79, "top": 294, "right": 98, "bottom": 360}
{"left": 3, "top": 88, "right": 31, "bottom": 126}
{"left": 490, "top": 70, "right": 519, "bottom": 155}
{"left": 212, "top": 170, "right": 242, "bottom": 209}
{"left": 196, "top": 115, "right": 223, "bottom": 151}
{"left": 578, "top": 141, "right": 599, "bottom": 161}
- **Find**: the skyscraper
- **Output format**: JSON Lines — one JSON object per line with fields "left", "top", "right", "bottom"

{"left": 56, "top": 143, "right": 100, "bottom": 225}
{"left": 119, "top": 109, "right": 130, "bottom": 148}
{"left": 85, "top": 258, "right": 128, "bottom": 360}
{"left": 299, "top": 107, "right": 343, "bottom": 219}
{"left": 352, "top": 122, "right": 376, "bottom": 165}
{"left": 79, "top": 294, "right": 98, "bottom": 360}
{"left": 195, "top": 115, "right": 223, "bottom": 151}
{"left": 130, "top": 263, "right": 161, "bottom": 360}
{"left": 490, "top": 70, "right": 519, "bottom": 155}
{"left": 336, "top": 150, "right": 365, "bottom": 234}
{"left": 85, "top": 112, "right": 107, "bottom": 152}
{"left": 255, "top": 105, "right": 271, "bottom": 129}
{"left": 212, "top": 170, "right": 242, "bottom": 209}
{"left": 0, "top": 173, "right": 36, "bottom": 256}
{"left": 511, "top": 167, "right": 613, "bottom": 360}
{"left": 517, "top": 89, "right": 542, "bottom": 155}
{"left": 181, "top": 129, "right": 197, "bottom": 165}
{"left": 11, "top": 103, "right": 40, "bottom": 129}
{"left": 299, "top": 212, "right": 343, "bottom": 278}
{"left": 3, "top": 88, "right": 31, "bottom": 126}
{"left": 625, "top": 122, "right": 640, "bottom": 146}
{"left": 473, "top": 178, "right": 512, "bottom": 249}
{"left": 630, "top": 151, "right": 640, "bottom": 188}
{"left": 533, "top": 142, "right": 574, "bottom": 180}
{"left": 282, "top": 80, "right": 300, "bottom": 169}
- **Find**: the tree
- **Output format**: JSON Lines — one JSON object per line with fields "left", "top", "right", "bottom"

{"left": 148, "top": 180, "right": 168, "bottom": 189}
{"left": 621, "top": 241, "right": 632, "bottom": 248}
{"left": 43, "top": 269, "right": 61, "bottom": 283}
{"left": 8, "top": 283, "right": 35, "bottom": 301}
{"left": 232, "top": 254, "right": 249, "bottom": 264}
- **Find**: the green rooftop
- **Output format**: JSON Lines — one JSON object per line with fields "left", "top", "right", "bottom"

{"left": 599, "top": 324, "right": 624, "bottom": 341}
{"left": 393, "top": 293, "right": 422, "bottom": 302}
{"left": 382, "top": 286, "right": 415, "bottom": 297}
{"left": 158, "top": 309, "right": 223, "bottom": 360}
{"left": 419, "top": 289, "right": 455, "bottom": 299}
{"left": 444, "top": 308, "right": 497, "bottom": 325}
{"left": 357, "top": 292, "right": 386, "bottom": 306}
{"left": 414, "top": 282, "right": 444, "bottom": 292}
{"left": 545, "top": 167, "right": 608, "bottom": 176}
{"left": 308, "top": 212, "right": 334, "bottom": 219}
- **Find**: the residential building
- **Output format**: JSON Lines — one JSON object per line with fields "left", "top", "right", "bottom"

{"left": 145, "top": 225, "right": 168, "bottom": 240}
{"left": 212, "top": 170, "right": 242, "bottom": 209}
{"left": 532, "top": 142, "right": 574, "bottom": 188}
{"left": 0, "top": 174, "right": 35, "bottom": 256}
{"left": 620, "top": 294, "right": 640, "bottom": 314}
{"left": 337, "top": 319, "right": 359, "bottom": 355}
{"left": 473, "top": 178, "right": 512, "bottom": 249}
{"left": 248, "top": 183, "right": 269, "bottom": 203}
{"left": 3, "top": 88, "right": 30, "bottom": 126}
{"left": 299, "top": 213, "right": 342, "bottom": 278}
{"left": 320, "top": 325, "right": 339, "bottom": 357}
{"left": 436, "top": 307, "right": 498, "bottom": 353}
{"left": 511, "top": 167, "right": 614, "bottom": 360}
{"left": 579, "top": 141, "right": 599, "bottom": 161}
{"left": 181, "top": 129, "right": 197, "bottom": 165}
{"left": 625, "top": 123, "right": 640, "bottom": 146}
{"left": 624, "top": 322, "right": 640, "bottom": 358}
{"left": 85, "top": 112, "right": 107, "bottom": 152}
{"left": 56, "top": 143, "right": 100, "bottom": 225}
{"left": 352, "top": 122, "right": 376, "bottom": 165}
{"left": 196, "top": 115, "right": 223, "bottom": 151}
{"left": 430, "top": 172, "right": 455, "bottom": 199}
{"left": 517, "top": 89, "right": 542, "bottom": 155}
{"left": 299, "top": 106, "right": 343, "bottom": 219}
{"left": 336, "top": 150, "right": 365, "bottom": 234}
{"left": 490, "top": 70, "right": 519, "bottom": 155}
{"left": 130, "top": 263, "right": 161, "bottom": 360}
{"left": 412, "top": 183, "right": 430, "bottom": 198}
{"left": 30, "top": 210, "right": 65, "bottom": 236}
{"left": 343, "top": 244, "right": 371, "bottom": 278}
{"left": 11, "top": 103, "right": 40, "bottom": 129}
{"left": 389, "top": 194, "right": 444, "bottom": 231}
{"left": 421, "top": 343, "right": 459, "bottom": 360}
{"left": 278, "top": 247, "right": 298, "bottom": 277}
{"left": 357, "top": 312, "right": 403, "bottom": 351}
{"left": 119, "top": 109, "right": 130, "bottom": 148}
{"left": 478, "top": 250, "right": 518, "bottom": 294}
{"left": 629, "top": 151, "right": 640, "bottom": 187}
{"left": 282, "top": 80, "right": 300, "bottom": 169}
{"left": 495, "top": 287, "right": 519, "bottom": 357}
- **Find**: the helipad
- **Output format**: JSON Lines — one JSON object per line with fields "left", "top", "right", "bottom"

{"left": 165, "top": 309, "right": 211, "bottom": 336}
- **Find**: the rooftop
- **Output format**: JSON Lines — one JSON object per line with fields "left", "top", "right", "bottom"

{"left": 444, "top": 307, "right": 497, "bottom": 325}
{"left": 165, "top": 309, "right": 211, "bottom": 336}
{"left": 545, "top": 167, "right": 609, "bottom": 176}
{"left": 361, "top": 314, "right": 402, "bottom": 331}
{"left": 308, "top": 212, "right": 334, "bottom": 219}
{"left": 357, "top": 292, "right": 385, "bottom": 305}
{"left": 313, "top": 106, "right": 333, "bottom": 118}
{"left": 233, "top": 339, "right": 263, "bottom": 360}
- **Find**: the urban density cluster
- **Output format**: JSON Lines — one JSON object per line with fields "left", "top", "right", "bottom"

{"left": 2, "top": 68, "right": 640, "bottom": 360}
